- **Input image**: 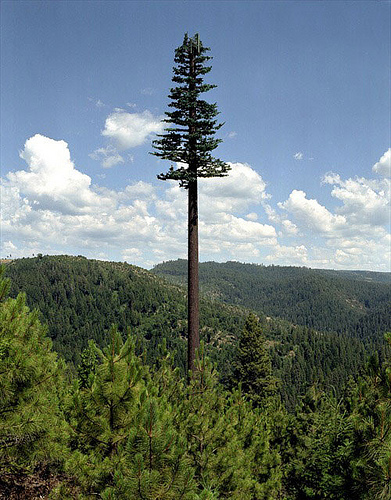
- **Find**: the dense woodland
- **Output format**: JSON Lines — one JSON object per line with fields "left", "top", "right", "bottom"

{"left": 6, "top": 255, "right": 384, "bottom": 408}
{"left": 153, "top": 260, "right": 391, "bottom": 345}
{"left": 1, "top": 256, "right": 390, "bottom": 498}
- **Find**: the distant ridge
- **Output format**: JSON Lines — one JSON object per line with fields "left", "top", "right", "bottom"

{"left": 5, "top": 255, "right": 387, "bottom": 408}
{"left": 153, "top": 259, "right": 391, "bottom": 344}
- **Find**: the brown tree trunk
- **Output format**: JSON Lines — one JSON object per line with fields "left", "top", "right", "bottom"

{"left": 187, "top": 46, "right": 199, "bottom": 375}
{"left": 187, "top": 178, "right": 199, "bottom": 374}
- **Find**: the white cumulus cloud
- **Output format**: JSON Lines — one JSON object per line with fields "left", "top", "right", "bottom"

{"left": 2, "top": 135, "right": 390, "bottom": 271}
{"left": 263, "top": 203, "right": 298, "bottom": 235}
{"left": 101, "top": 110, "right": 164, "bottom": 149}
{"left": 322, "top": 172, "right": 390, "bottom": 226}
{"left": 278, "top": 190, "right": 346, "bottom": 233}
{"left": 89, "top": 146, "right": 125, "bottom": 169}
{"left": 6, "top": 134, "right": 112, "bottom": 215}
{"left": 199, "top": 162, "right": 270, "bottom": 216}
{"left": 277, "top": 160, "right": 390, "bottom": 270}
{"left": 265, "top": 244, "right": 308, "bottom": 265}
{"left": 372, "top": 148, "right": 391, "bottom": 178}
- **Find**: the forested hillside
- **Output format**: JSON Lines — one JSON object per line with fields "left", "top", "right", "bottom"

{"left": 5, "top": 255, "right": 383, "bottom": 408}
{"left": 153, "top": 259, "right": 391, "bottom": 344}
{"left": 5, "top": 256, "right": 244, "bottom": 376}
{"left": 1, "top": 267, "right": 390, "bottom": 499}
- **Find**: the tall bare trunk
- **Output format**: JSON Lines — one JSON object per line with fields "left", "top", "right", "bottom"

{"left": 187, "top": 47, "right": 199, "bottom": 375}
{"left": 188, "top": 179, "right": 199, "bottom": 374}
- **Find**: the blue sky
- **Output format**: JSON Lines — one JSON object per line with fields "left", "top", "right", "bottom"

{"left": 1, "top": 0, "right": 390, "bottom": 271}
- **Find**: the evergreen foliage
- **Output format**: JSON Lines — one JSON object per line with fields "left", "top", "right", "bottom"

{"left": 1, "top": 269, "right": 390, "bottom": 499}
{"left": 0, "top": 268, "right": 68, "bottom": 476}
{"left": 77, "top": 340, "right": 99, "bottom": 389}
{"left": 233, "top": 313, "right": 277, "bottom": 406}
{"left": 153, "top": 259, "right": 391, "bottom": 344}
{"left": 276, "top": 333, "right": 391, "bottom": 499}
{"left": 280, "top": 388, "right": 357, "bottom": 499}
{"left": 64, "top": 326, "right": 196, "bottom": 498}
{"left": 6, "top": 255, "right": 382, "bottom": 408}
{"left": 62, "top": 335, "right": 282, "bottom": 498}
{"left": 345, "top": 332, "right": 391, "bottom": 500}
{"left": 172, "top": 346, "right": 282, "bottom": 498}
{"left": 5, "top": 255, "right": 244, "bottom": 376}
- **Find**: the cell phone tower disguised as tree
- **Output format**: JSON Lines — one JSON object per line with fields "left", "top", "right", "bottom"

{"left": 152, "top": 33, "right": 230, "bottom": 375}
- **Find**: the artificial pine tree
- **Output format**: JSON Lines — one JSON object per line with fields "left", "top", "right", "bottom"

{"left": 152, "top": 33, "right": 230, "bottom": 374}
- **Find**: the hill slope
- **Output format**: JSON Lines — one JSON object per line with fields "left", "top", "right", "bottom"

{"left": 152, "top": 259, "right": 391, "bottom": 344}
{"left": 6, "top": 256, "right": 245, "bottom": 372}
{"left": 5, "top": 255, "right": 378, "bottom": 408}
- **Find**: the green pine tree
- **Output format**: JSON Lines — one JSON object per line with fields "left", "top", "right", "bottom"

{"left": 0, "top": 268, "right": 68, "bottom": 475}
{"left": 77, "top": 339, "right": 99, "bottom": 389}
{"left": 233, "top": 313, "right": 277, "bottom": 407}
{"left": 170, "top": 344, "right": 282, "bottom": 498}
{"left": 281, "top": 386, "right": 356, "bottom": 499}
{"left": 347, "top": 332, "right": 391, "bottom": 500}
{"left": 64, "top": 326, "right": 197, "bottom": 499}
